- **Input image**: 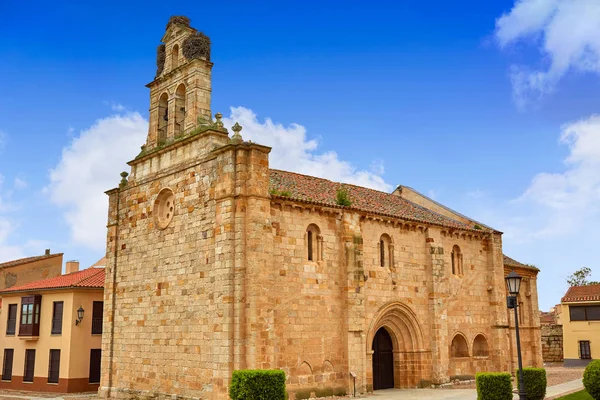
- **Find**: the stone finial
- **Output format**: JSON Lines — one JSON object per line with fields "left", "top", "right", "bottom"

{"left": 231, "top": 122, "right": 243, "bottom": 143}
{"left": 119, "top": 171, "right": 129, "bottom": 188}
{"left": 215, "top": 112, "right": 224, "bottom": 128}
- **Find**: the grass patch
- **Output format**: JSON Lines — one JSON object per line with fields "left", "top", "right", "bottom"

{"left": 556, "top": 390, "right": 594, "bottom": 400}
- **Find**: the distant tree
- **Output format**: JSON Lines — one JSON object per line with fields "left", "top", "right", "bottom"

{"left": 567, "top": 267, "right": 600, "bottom": 287}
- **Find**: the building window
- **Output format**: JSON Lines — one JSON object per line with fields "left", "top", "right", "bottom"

{"left": 48, "top": 350, "right": 60, "bottom": 384}
{"left": 23, "top": 349, "right": 35, "bottom": 383}
{"left": 451, "top": 245, "right": 463, "bottom": 275}
{"left": 580, "top": 341, "right": 591, "bottom": 360}
{"left": 306, "top": 224, "right": 322, "bottom": 262}
{"left": 379, "top": 234, "right": 393, "bottom": 268}
{"left": 51, "top": 302, "right": 63, "bottom": 335}
{"left": 89, "top": 349, "right": 101, "bottom": 384}
{"left": 6, "top": 304, "right": 17, "bottom": 335}
{"left": 2, "top": 349, "right": 13, "bottom": 381}
{"left": 19, "top": 295, "right": 42, "bottom": 337}
{"left": 570, "top": 305, "right": 600, "bottom": 321}
{"left": 92, "top": 302, "right": 104, "bottom": 334}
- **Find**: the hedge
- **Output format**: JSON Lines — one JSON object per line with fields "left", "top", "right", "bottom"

{"left": 517, "top": 368, "right": 547, "bottom": 400}
{"left": 230, "top": 369, "right": 287, "bottom": 400}
{"left": 583, "top": 360, "right": 600, "bottom": 400}
{"left": 476, "top": 372, "right": 513, "bottom": 400}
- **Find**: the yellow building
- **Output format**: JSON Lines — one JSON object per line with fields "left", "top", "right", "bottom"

{"left": 0, "top": 260, "right": 105, "bottom": 392}
{"left": 561, "top": 284, "right": 600, "bottom": 366}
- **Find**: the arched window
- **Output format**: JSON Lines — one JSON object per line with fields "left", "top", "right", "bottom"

{"left": 450, "top": 334, "right": 469, "bottom": 358}
{"left": 171, "top": 44, "right": 180, "bottom": 69}
{"left": 473, "top": 334, "right": 489, "bottom": 357}
{"left": 174, "top": 84, "right": 186, "bottom": 137}
{"left": 306, "top": 224, "right": 322, "bottom": 262}
{"left": 379, "top": 234, "right": 393, "bottom": 268}
{"left": 158, "top": 93, "right": 169, "bottom": 144}
{"left": 451, "top": 245, "right": 463, "bottom": 275}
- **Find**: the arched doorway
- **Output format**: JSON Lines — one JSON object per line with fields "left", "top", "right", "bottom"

{"left": 372, "top": 328, "right": 394, "bottom": 390}
{"left": 367, "top": 301, "right": 428, "bottom": 389}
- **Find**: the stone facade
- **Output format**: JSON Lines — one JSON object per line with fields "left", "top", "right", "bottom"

{"left": 541, "top": 324, "right": 564, "bottom": 363}
{"left": 99, "top": 16, "right": 543, "bottom": 400}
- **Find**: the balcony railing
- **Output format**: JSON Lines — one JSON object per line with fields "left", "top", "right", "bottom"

{"left": 51, "top": 318, "right": 62, "bottom": 334}
{"left": 6, "top": 318, "right": 16, "bottom": 335}
{"left": 91, "top": 317, "right": 103, "bottom": 334}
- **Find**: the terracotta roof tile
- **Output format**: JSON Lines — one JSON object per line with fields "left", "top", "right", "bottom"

{"left": 0, "top": 253, "right": 63, "bottom": 270}
{"left": 0, "top": 268, "right": 105, "bottom": 294}
{"left": 503, "top": 255, "right": 539, "bottom": 271}
{"left": 562, "top": 284, "right": 600, "bottom": 303}
{"left": 269, "top": 170, "right": 484, "bottom": 231}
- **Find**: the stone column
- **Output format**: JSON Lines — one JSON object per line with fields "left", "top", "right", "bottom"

{"left": 342, "top": 213, "right": 367, "bottom": 393}
{"left": 486, "top": 233, "right": 511, "bottom": 372}
{"left": 425, "top": 227, "right": 449, "bottom": 384}
{"left": 99, "top": 187, "right": 120, "bottom": 398}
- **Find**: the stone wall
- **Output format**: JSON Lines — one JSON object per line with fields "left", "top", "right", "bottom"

{"left": 541, "top": 324, "right": 563, "bottom": 363}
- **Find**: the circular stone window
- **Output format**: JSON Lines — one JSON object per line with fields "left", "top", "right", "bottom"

{"left": 154, "top": 188, "right": 175, "bottom": 229}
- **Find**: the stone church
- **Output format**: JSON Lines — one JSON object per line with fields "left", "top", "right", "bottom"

{"left": 100, "top": 16, "right": 542, "bottom": 400}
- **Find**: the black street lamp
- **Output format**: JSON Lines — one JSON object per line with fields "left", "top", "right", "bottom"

{"left": 505, "top": 270, "right": 526, "bottom": 400}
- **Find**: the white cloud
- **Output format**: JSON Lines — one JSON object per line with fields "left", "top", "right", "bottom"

{"left": 111, "top": 103, "right": 126, "bottom": 112}
{"left": 14, "top": 177, "right": 27, "bottom": 190}
{"left": 515, "top": 114, "right": 600, "bottom": 236}
{"left": 495, "top": 0, "right": 600, "bottom": 107}
{"left": 223, "top": 107, "right": 391, "bottom": 191}
{"left": 47, "top": 112, "right": 148, "bottom": 250}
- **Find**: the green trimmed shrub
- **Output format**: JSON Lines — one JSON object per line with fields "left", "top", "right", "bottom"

{"left": 476, "top": 372, "right": 513, "bottom": 400}
{"left": 517, "top": 368, "right": 547, "bottom": 400}
{"left": 584, "top": 360, "right": 600, "bottom": 399}
{"left": 230, "top": 369, "right": 287, "bottom": 400}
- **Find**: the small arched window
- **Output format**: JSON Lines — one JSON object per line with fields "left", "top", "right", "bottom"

{"left": 451, "top": 245, "right": 463, "bottom": 275}
{"left": 171, "top": 44, "right": 180, "bottom": 69}
{"left": 379, "top": 234, "right": 393, "bottom": 268}
{"left": 306, "top": 224, "right": 322, "bottom": 262}
{"left": 158, "top": 93, "right": 169, "bottom": 144}
{"left": 473, "top": 334, "right": 489, "bottom": 357}
{"left": 450, "top": 334, "right": 469, "bottom": 358}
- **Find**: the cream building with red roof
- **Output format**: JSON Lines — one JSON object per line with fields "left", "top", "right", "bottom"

{"left": 0, "top": 260, "right": 105, "bottom": 392}
{"left": 560, "top": 284, "right": 600, "bottom": 366}
{"left": 99, "top": 16, "right": 543, "bottom": 400}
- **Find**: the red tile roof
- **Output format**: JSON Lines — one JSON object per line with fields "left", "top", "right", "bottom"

{"left": 0, "top": 268, "right": 105, "bottom": 294}
{"left": 503, "top": 255, "right": 539, "bottom": 271}
{"left": 562, "top": 284, "right": 600, "bottom": 303}
{"left": 269, "top": 170, "right": 485, "bottom": 231}
{"left": 0, "top": 253, "right": 63, "bottom": 270}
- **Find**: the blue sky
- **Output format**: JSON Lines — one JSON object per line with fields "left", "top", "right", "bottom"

{"left": 1, "top": 0, "right": 600, "bottom": 310}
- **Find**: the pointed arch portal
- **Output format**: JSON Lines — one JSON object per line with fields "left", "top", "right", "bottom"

{"left": 367, "top": 301, "right": 429, "bottom": 389}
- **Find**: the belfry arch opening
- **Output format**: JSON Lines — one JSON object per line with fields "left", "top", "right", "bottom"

{"left": 171, "top": 44, "right": 180, "bottom": 69}
{"left": 158, "top": 93, "right": 168, "bottom": 144}
{"left": 174, "top": 84, "right": 186, "bottom": 137}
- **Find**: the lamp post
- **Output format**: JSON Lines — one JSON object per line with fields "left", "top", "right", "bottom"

{"left": 505, "top": 270, "right": 526, "bottom": 400}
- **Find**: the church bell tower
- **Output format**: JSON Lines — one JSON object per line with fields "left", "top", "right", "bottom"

{"left": 145, "top": 16, "right": 213, "bottom": 151}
